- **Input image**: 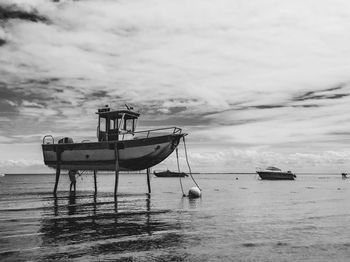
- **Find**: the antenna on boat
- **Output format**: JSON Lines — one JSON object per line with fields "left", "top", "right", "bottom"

{"left": 125, "top": 104, "right": 133, "bottom": 111}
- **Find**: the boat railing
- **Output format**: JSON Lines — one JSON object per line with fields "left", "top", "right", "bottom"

{"left": 122, "top": 127, "right": 182, "bottom": 140}
{"left": 43, "top": 127, "right": 183, "bottom": 144}
{"left": 42, "top": 135, "right": 54, "bottom": 144}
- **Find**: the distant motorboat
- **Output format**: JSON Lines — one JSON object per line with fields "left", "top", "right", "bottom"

{"left": 153, "top": 170, "right": 188, "bottom": 177}
{"left": 257, "top": 166, "right": 296, "bottom": 180}
{"left": 342, "top": 173, "right": 348, "bottom": 179}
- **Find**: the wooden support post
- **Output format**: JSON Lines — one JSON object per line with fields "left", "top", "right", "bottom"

{"left": 146, "top": 168, "right": 151, "bottom": 194}
{"left": 53, "top": 148, "right": 61, "bottom": 195}
{"left": 94, "top": 170, "right": 97, "bottom": 195}
{"left": 114, "top": 143, "right": 119, "bottom": 198}
{"left": 54, "top": 168, "right": 60, "bottom": 195}
{"left": 53, "top": 195, "right": 58, "bottom": 217}
{"left": 146, "top": 193, "right": 151, "bottom": 234}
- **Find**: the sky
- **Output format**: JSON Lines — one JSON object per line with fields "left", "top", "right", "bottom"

{"left": 1, "top": 0, "right": 350, "bottom": 173}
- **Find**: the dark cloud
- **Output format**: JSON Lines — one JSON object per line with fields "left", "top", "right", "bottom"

{"left": 252, "top": 104, "right": 285, "bottom": 109}
{"left": 140, "top": 115, "right": 212, "bottom": 127}
{"left": 251, "top": 104, "right": 320, "bottom": 109}
{"left": 217, "top": 119, "right": 263, "bottom": 126}
{"left": 90, "top": 90, "right": 109, "bottom": 98}
{"left": 293, "top": 84, "right": 350, "bottom": 102}
{"left": 294, "top": 91, "right": 320, "bottom": 101}
{"left": 136, "top": 98, "right": 197, "bottom": 116}
{"left": 292, "top": 104, "right": 319, "bottom": 108}
{"left": 297, "top": 92, "right": 349, "bottom": 101}
{"left": 167, "top": 106, "right": 187, "bottom": 114}
{"left": 0, "top": 100, "right": 17, "bottom": 116}
{"left": 328, "top": 132, "right": 350, "bottom": 136}
{"left": 324, "top": 85, "right": 344, "bottom": 92}
{"left": 24, "top": 78, "right": 60, "bottom": 85}
{"left": 327, "top": 94, "right": 349, "bottom": 99}
{"left": 155, "top": 106, "right": 188, "bottom": 115}
{"left": 197, "top": 108, "right": 233, "bottom": 117}
{"left": 0, "top": 80, "right": 62, "bottom": 110}
{"left": 53, "top": 88, "right": 64, "bottom": 93}
{"left": 0, "top": 5, "right": 48, "bottom": 23}
{"left": 0, "top": 82, "right": 19, "bottom": 114}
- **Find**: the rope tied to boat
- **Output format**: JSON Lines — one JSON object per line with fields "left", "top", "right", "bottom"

{"left": 182, "top": 136, "right": 201, "bottom": 191}
{"left": 76, "top": 170, "right": 87, "bottom": 180}
{"left": 176, "top": 147, "right": 186, "bottom": 197}
{"left": 175, "top": 136, "right": 202, "bottom": 196}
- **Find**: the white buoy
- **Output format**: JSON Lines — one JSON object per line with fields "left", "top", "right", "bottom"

{"left": 188, "top": 186, "right": 201, "bottom": 198}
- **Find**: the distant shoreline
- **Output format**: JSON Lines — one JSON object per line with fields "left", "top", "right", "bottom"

{"left": 3, "top": 172, "right": 256, "bottom": 175}
{"left": 2, "top": 172, "right": 342, "bottom": 175}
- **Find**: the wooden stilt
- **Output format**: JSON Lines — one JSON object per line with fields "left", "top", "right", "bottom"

{"left": 146, "top": 193, "right": 151, "bottom": 211}
{"left": 114, "top": 143, "right": 119, "bottom": 197}
{"left": 146, "top": 193, "right": 151, "bottom": 234}
{"left": 53, "top": 148, "right": 61, "bottom": 195}
{"left": 146, "top": 168, "right": 151, "bottom": 194}
{"left": 54, "top": 167, "right": 60, "bottom": 195}
{"left": 53, "top": 195, "right": 58, "bottom": 217}
{"left": 114, "top": 171, "right": 119, "bottom": 198}
{"left": 94, "top": 170, "right": 97, "bottom": 195}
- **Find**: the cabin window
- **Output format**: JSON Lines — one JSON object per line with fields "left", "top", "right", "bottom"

{"left": 125, "top": 119, "right": 134, "bottom": 132}
{"left": 99, "top": 118, "right": 106, "bottom": 131}
{"left": 109, "top": 119, "right": 115, "bottom": 130}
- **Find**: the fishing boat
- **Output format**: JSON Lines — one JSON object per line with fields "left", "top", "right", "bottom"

{"left": 153, "top": 170, "right": 188, "bottom": 177}
{"left": 256, "top": 166, "right": 296, "bottom": 180}
{"left": 42, "top": 105, "right": 186, "bottom": 172}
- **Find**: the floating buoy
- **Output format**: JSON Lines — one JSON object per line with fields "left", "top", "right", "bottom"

{"left": 188, "top": 186, "right": 201, "bottom": 198}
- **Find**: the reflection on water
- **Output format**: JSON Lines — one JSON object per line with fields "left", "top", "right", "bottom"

{"left": 36, "top": 193, "right": 188, "bottom": 261}
{"left": 0, "top": 187, "right": 194, "bottom": 262}
{"left": 2, "top": 174, "right": 350, "bottom": 261}
{"left": 67, "top": 192, "right": 76, "bottom": 215}
{"left": 179, "top": 196, "right": 202, "bottom": 210}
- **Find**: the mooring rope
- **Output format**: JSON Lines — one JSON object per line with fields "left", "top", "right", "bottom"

{"left": 182, "top": 136, "right": 201, "bottom": 191}
{"left": 77, "top": 170, "right": 84, "bottom": 176}
{"left": 76, "top": 170, "right": 87, "bottom": 180}
{"left": 175, "top": 147, "right": 186, "bottom": 196}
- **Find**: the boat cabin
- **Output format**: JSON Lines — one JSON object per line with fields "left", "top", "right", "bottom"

{"left": 96, "top": 105, "right": 140, "bottom": 141}
{"left": 265, "top": 166, "right": 281, "bottom": 171}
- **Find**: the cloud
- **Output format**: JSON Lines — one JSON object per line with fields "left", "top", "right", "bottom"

{"left": 0, "top": 159, "right": 51, "bottom": 174}
{"left": 0, "top": 2, "right": 48, "bottom": 23}
{"left": 1, "top": 0, "right": 350, "bottom": 172}
{"left": 0, "top": 159, "right": 42, "bottom": 167}
{"left": 158, "top": 146, "right": 350, "bottom": 173}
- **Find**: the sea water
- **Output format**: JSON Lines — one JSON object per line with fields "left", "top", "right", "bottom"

{"left": 1, "top": 173, "right": 350, "bottom": 261}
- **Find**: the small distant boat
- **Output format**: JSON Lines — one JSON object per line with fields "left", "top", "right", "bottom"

{"left": 257, "top": 166, "right": 296, "bottom": 180}
{"left": 342, "top": 173, "right": 348, "bottom": 179}
{"left": 153, "top": 170, "right": 188, "bottom": 177}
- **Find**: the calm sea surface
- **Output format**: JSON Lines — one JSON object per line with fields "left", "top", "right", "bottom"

{"left": 1, "top": 173, "right": 350, "bottom": 261}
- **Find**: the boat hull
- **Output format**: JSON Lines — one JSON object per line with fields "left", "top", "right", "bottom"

{"left": 154, "top": 171, "right": 188, "bottom": 177}
{"left": 42, "top": 134, "right": 183, "bottom": 171}
{"left": 257, "top": 171, "right": 295, "bottom": 180}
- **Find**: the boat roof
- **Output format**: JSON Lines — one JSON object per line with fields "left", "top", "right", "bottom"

{"left": 96, "top": 107, "right": 140, "bottom": 120}
{"left": 266, "top": 166, "right": 281, "bottom": 171}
